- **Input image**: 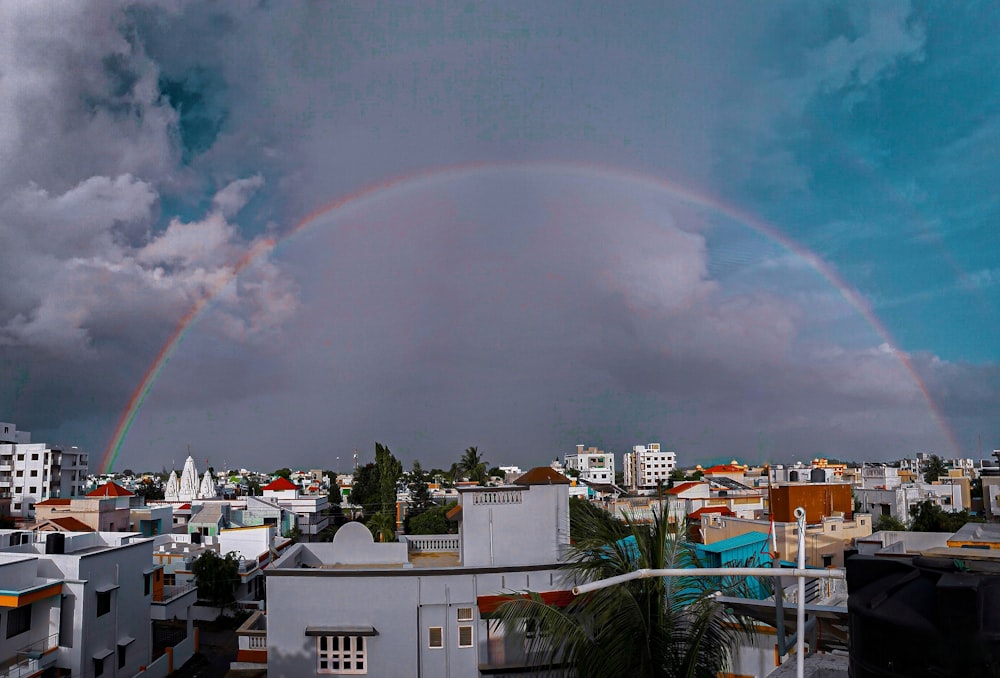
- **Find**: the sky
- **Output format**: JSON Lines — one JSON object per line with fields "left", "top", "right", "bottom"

{"left": 1, "top": 1, "right": 998, "bottom": 474}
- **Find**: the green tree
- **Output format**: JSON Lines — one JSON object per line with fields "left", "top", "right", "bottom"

{"left": 923, "top": 455, "right": 948, "bottom": 483}
{"left": 273, "top": 467, "right": 292, "bottom": 480}
{"left": 375, "top": 442, "right": 403, "bottom": 512}
{"left": 367, "top": 511, "right": 397, "bottom": 543}
{"left": 133, "top": 480, "right": 165, "bottom": 502}
{"left": 569, "top": 498, "right": 627, "bottom": 543}
{"left": 408, "top": 460, "right": 432, "bottom": 512}
{"left": 407, "top": 503, "right": 457, "bottom": 535}
{"left": 487, "top": 466, "right": 503, "bottom": 481}
{"left": 909, "top": 500, "right": 979, "bottom": 533}
{"left": 458, "top": 446, "right": 488, "bottom": 484}
{"left": 191, "top": 550, "right": 240, "bottom": 607}
{"left": 496, "top": 507, "right": 752, "bottom": 677}
{"left": 348, "top": 463, "right": 380, "bottom": 515}
{"left": 873, "top": 514, "right": 907, "bottom": 532}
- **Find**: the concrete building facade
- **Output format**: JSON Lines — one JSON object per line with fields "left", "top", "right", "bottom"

{"left": 564, "top": 445, "right": 614, "bottom": 484}
{"left": 0, "top": 422, "right": 88, "bottom": 519}
{"left": 623, "top": 443, "right": 676, "bottom": 491}
{"left": 264, "top": 466, "right": 573, "bottom": 677}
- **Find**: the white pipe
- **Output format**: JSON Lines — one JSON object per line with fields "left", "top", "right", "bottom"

{"left": 571, "top": 564, "right": 844, "bottom": 595}
{"left": 795, "top": 506, "right": 806, "bottom": 678}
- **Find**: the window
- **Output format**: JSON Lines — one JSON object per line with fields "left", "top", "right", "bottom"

{"left": 317, "top": 635, "right": 366, "bottom": 674}
{"left": 458, "top": 625, "right": 473, "bottom": 648}
{"left": 15, "top": 471, "right": 22, "bottom": 477}
{"left": 822, "top": 554, "right": 834, "bottom": 567}
{"left": 94, "top": 657, "right": 105, "bottom": 677}
{"left": 97, "top": 591, "right": 111, "bottom": 617}
{"left": 118, "top": 645, "right": 127, "bottom": 669}
{"left": 30, "top": 454, "right": 38, "bottom": 461}
{"left": 29, "top": 470, "right": 37, "bottom": 477}
{"left": 457, "top": 607, "right": 473, "bottom": 622}
{"left": 144, "top": 573, "right": 152, "bottom": 596}
{"left": 428, "top": 626, "right": 443, "bottom": 649}
{"left": 6, "top": 604, "right": 31, "bottom": 638}
{"left": 163, "top": 574, "right": 176, "bottom": 586}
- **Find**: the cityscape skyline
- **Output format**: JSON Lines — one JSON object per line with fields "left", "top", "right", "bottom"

{"left": 1, "top": 2, "right": 998, "bottom": 472}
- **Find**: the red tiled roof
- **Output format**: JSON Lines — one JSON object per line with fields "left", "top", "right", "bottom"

{"left": 687, "top": 506, "right": 734, "bottom": 519}
{"left": 86, "top": 481, "right": 133, "bottom": 497}
{"left": 262, "top": 477, "right": 297, "bottom": 491}
{"left": 446, "top": 504, "right": 462, "bottom": 521}
{"left": 177, "top": 503, "right": 191, "bottom": 510}
{"left": 514, "top": 467, "right": 571, "bottom": 485}
{"left": 703, "top": 464, "right": 744, "bottom": 474}
{"left": 35, "top": 498, "right": 72, "bottom": 506}
{"left": 47, "top": 517, "right": 94, "bottom": 532}
{"left": 477, "top": 590, "right": 576, "bottom": 615}
{"left": 667, "top": 481, "right": 702, "bottom": 495}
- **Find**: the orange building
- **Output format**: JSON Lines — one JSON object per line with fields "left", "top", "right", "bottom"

{"left": 769, "top": 482, "right": 853, "bottom": 524}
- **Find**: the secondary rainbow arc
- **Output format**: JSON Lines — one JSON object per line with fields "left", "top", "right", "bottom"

{"left": 99, "top": 161, "right": 960, "bottom": 472}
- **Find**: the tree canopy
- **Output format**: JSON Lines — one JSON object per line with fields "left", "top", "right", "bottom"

{"left": 496, "top": 506, "right": 753, "bottom": 677}
{"left": 273, "top": 467, "right": 292, "bottom": 480}
{"left": 923, "top": 455, "right": 948, "bottom": 483}
{"left": 348, "top": 463, "right": 380, "bottom": 515}
{"left": 191, "top": 550, "right": 240, "bottom": 607}
{"left": 458, "top": 446, "right": 488, "bottom": 484}
{"left": 909, "top": 500, "right": 979, "bottom": 533}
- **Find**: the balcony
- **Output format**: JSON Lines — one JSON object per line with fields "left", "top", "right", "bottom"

{"left": 0, "top": 633, "right": 59, "bottom": 678}
{"left": 234, "top": 611, "right": 267, "bottom": 667}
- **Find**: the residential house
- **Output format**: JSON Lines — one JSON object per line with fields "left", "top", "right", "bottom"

{"left": 564, "top": 445, "right": 615, "bottom": 484}
{"left": 262, "top": 466, "right": 573, "bottom": 677}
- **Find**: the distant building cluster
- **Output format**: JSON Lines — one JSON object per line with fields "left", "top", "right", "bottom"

{"left": 2, "top": 417, "right": 999, "bottom": 676}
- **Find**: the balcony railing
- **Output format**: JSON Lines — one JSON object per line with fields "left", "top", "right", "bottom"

{"left": 402, "top": 534, "right": 460, "bottom": 553}
{"left": 154, "top": 582, "right": 197, "bottom": 603}
{"left": 0, "top": 633, "right": 59, "bottom": 678}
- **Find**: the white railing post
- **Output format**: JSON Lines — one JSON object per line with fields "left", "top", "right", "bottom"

{"left": 795, "top": 506, "right": 807, "bottom": 678}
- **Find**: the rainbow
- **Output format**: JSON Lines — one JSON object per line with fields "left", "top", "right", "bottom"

{"left": 99, "top": 161, "right": 960, "bottom": 472}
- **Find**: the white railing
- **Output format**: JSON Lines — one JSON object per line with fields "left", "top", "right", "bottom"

{"left": 574, "top": 507, "right": 841, "bottom": 678}
{"left": 403, "top": 534, "right": 460, "bottom": 552}
{"left": 472, "top": 490, "right": 522, "bottom": 505}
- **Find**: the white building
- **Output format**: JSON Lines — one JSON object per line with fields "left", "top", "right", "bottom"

{"left": 259, "top": 466, "right": 573, "bottom": 676}
{"left": 0, "top": 529, "right": 161, "bottom": 677}
{"left": 0, "top": 421, "right": 88, "bottom": 518}
{"left": 623, "top": 443, "right": 676, "bottom": 491}
{"left": 564, "top": 444, "right": 615, "bottom": 484}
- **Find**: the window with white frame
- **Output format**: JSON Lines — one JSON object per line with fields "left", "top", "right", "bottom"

{"left": 428, "top": 626, "right": 443, "bottom": 648}
{"left": 457, "top": 607, "right": 473, "bottom": 622}
{"left": 458, "top": 624, "right": 473, "bottom": 648}
{"left": 317, "top": 635, "right": 366, "bottom": 674}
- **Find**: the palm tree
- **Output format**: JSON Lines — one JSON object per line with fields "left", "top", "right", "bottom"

{"left": 458, "top": 446, "right": 488, "bottom": 484}
{"left": 366, "top": 511, "right": 396, "bottom": 543}
{"left": 495, "top": 505, "right": 754, "bottom": 678}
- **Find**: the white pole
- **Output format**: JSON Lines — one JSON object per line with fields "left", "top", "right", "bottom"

{"left": 795, "top": 506, "right": 807, "bottom": 678}
{"left": 571, "top": 564, "right": 843, "bottom": 595}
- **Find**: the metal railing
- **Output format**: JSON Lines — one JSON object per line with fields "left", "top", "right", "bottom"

{"left": 0, "top": 633, "right": 59, "bottom": 678}
{"left": 573, "top": 507, "right": 843, "bottom": 678}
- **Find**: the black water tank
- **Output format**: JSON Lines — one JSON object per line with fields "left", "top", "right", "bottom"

{"left": 848, "top": 554, "right": 1000, "bottom": 677}
{"left": 810, "top": 467, "right": 826, "bottom": 483}
{"left": 45, "top": 532, "right": 65, "bottom": 554}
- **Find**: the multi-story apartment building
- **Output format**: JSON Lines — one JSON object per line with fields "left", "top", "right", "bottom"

{"left": 564, "top": 444, "right": 615, "bottom": 484}
{"left": 623, "top": 443, "right": 676, "bottom": 491}
{"left": 0, "top": 422, "right": 88, "bottom": 518}
{"left": 0, "top": 529, "right": 160, "bottom": 677}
